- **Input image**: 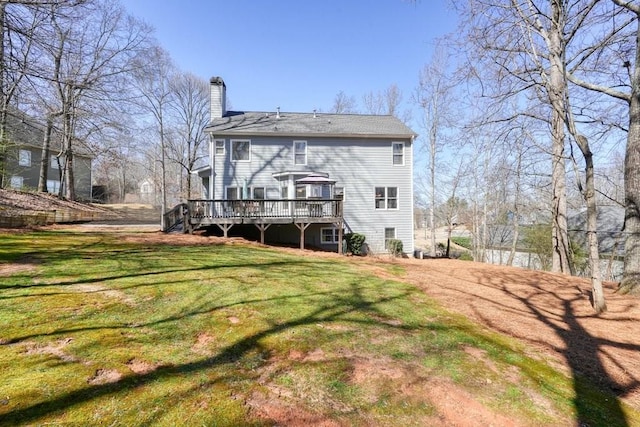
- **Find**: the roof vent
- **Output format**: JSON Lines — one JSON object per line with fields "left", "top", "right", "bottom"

{"left": 313, "top": 109, "right": 317, "bottom": 118}
{"left": 276, "top": 107, "right": 281, "bottom": 119}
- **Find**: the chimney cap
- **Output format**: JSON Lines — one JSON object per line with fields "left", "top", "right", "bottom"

{"left": 210, "top": 76, "right": 225, "bottom": 86}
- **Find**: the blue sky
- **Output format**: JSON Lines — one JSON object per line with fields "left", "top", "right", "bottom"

{"left": 121, "top": 0, "right": 458, "bottom": 121}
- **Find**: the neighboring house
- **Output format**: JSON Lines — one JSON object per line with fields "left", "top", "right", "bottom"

{"left": 185, "top": 77, "right": 416, "bottom": 255}
{"left": 3, "top": 108, "right": 93, "bottom": 200}
{"left": 485, "top": 205, "right": 625, "bottom": 280}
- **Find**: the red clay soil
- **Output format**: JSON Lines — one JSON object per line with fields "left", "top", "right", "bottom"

{"left": 364, "top": 256, "right": 640, "bottom": 409}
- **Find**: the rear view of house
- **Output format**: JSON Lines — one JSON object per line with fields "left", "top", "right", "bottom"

{"left": 188, "top": 77, "right": 415, "bottom": 255}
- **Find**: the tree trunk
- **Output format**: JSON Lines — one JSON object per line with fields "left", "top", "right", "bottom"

{"left": 38, "top": 116, "right": 54, "bottom": 192}
{"left": 549, "top": 0, "right": 572, "bottom": 274}
{"left": 584, "top": 148, "right": 607, "bottom": 312}
{"left": 619, "top": 19, "right": 640, "bottom": 295}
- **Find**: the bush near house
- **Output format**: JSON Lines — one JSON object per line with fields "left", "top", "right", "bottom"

{"left": 344, "top": 232, "right": 366, "bottom": 255}
{"left": 387, "top": 239, "right": 403, "bottom": 257}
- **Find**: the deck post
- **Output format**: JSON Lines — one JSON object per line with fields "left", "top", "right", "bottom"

{"left": 294, "top": 222, "right": 311, "bottom": 250}
{"left": 217, "top": 223, "right": 234, "bottom": 238}
{"left": 255, "top": 223, "right": 271, "bottom": 244}
{"left": 335, "top": 220, "right": 344, "bottom": 254}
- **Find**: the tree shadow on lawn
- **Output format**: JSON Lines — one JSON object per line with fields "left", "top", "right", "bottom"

{"left": 467, "top": 267, "right": 639, "bottom": 427}
{"left": 0, "top": 280, "right": 412, "bottom": 425}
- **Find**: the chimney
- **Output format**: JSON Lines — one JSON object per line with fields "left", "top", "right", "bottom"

{"left": 210, "top": 76, "right": 226, "bottom": 120}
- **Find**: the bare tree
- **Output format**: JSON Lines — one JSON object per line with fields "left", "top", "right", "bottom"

{"left": 167, "top": 72, "right": 209, "bottom": 200}
{"left": 414, "top": 47, "right": 457, "bottom": 257}
{"left": 130, "top": 46, "right": 175, "bottom": 228}
{"left": 331, "top": 90, "right": 357, "bottom": 114}
{"left": 32, "top": 0, "right": 152, "bottom": 200}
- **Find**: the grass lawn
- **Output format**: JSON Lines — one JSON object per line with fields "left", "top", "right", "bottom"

{"left": 0, "top": 230, "right": 637, "bottom": 426}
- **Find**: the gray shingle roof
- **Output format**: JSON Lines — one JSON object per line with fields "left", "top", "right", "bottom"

{"left": 206, "top": 111, "right": 416, "bottom": 138}
{"left": 4, "top": 108, "right": 93, "bottom": 158}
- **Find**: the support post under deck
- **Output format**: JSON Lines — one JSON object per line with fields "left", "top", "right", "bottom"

{"left": 294, "top": 222, "right": 311, "bottom": 250}
{"left": 254, "top": 223, "right": 271, "bottom": 244}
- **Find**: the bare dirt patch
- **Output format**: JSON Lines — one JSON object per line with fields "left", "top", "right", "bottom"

{"left": 23, "top": 337, "right": 80, "bottom": 363}
{"left": 126, "top": 359, "right": 157, "bottom": 375}
{"left": 87, "top": 368, "right": 122, "bottom": 385}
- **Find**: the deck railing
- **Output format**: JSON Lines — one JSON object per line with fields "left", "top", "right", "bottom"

{"left": 187, "top": 198, "right": 343, "bottom": 223}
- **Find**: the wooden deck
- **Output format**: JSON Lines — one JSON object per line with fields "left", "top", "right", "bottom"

{"left": 171, "top": 199, "right": 344, "bottom": 252}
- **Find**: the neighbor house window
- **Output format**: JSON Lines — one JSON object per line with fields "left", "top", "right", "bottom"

{"left": 321, "top": 227, "right": 340, "bottom": 244}
{"left": 19, "top": 149, "right": 31, "bottom": 167}
{"left": 384, "top": 227, "right": 396, "bottom": 249}
{"left": 10, "top": 176, "right": 23, "bottom": 189}
{"left": 392, "top": 142, "right": 404, "bottom": 165}
{"left": 50, "top": 155, "right": 59, "bottom": 169}
{"left": 47, "top": 180, "right": 60, "bottom": 194}
{"left": 230, "top": 140, "right": 251, "bottom": 161}
{"left": 375, "top": 187, "right": 398, "bottom": 209}
{"left": 215, "top": 139, "right": 225, "bottom": 155}
{"left": 293, "top": 140, "right": 307, "bottom": 165}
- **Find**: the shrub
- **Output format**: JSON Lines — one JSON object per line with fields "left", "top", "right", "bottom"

{"left": 387, "top": 239, "right": 403, "bottom": 257}
{"left": 458, "top": 251, "right": 473, "bottom": 261}
{"left": 344, "top": 233, "right": 366, "bottom": 256}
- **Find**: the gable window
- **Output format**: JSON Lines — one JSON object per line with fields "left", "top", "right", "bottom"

{"left": 231, "top": 140, "right": 251, "bottom": 162}
{"left": 19, "top": 149, "right": 31, "bottom": 167}
{"left": 10, "top": 176, "right": 23, "bottom": 189}
{"left": 215, "top": 139, "right": 225, "bottom": 155}
{"left": 321, "top": 227, "right": 340, "bottom": 244}
{"left": 293, "top": 141, "right": 307, "bottom": 165}
{"left": 384, "top": 227, "right": 396, "bottom": 249}
{"left": 392, "top": 142, "right": 404, "bottom": 165}
{"left": 375, "top": 187, "right": 398, "bottom": 210}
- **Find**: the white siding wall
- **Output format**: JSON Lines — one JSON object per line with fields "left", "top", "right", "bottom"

{"left": 211, "top": 135, "right": 414, "bottom": 254}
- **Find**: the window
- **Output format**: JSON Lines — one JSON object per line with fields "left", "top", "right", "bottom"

{"left": 215, "top": 139, "right": 225, "bottom": 155}
{"left": 19, "top": 149, "right": 31, "bottom": 167}
{"left": 392, "top": 142, "right": 404, "bottom": 165}
{"left": 252, "top": 187, "right": 265, "bottom": 199}
{"left": 375, "top": 187, "right": 398, "bottom": 210}
{"left": 384, "top": 227, "right": 396, "bottom": 249}
{"left": 334, "top": 187, "right": 345, "bottom": 200}
{"left": 230, "top": 140, "right": 250, "bottom": 161}
{"left": 10, "top": 176, "right": 23, "bottom": 189}
{"left": 321, "top": 227, "right": 340, "bottom": 244}
{"left": 296, "top": 185, "right": 306, "bottom": 199}
{"left": 226, "top": 187, "right": 240, "bottom": 200}
{"left": 51, "top": 155, "right": 59, "bottom": 170}
{"left": 281, "top": 186, "right": 289, "bottom": 199}
{"left": 47, "top": 180, "right": 60, "bottom": 194}
{"left": 293, "top": 140, "right": 307, "bottom": 165}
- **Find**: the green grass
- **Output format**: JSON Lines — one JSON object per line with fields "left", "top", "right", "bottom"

{"left": 0, "top": 230, "right": 637, "bottom": 426}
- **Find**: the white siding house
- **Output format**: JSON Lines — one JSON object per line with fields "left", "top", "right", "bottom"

{"left": 190, "top": 77, "right": 416, "bottom": 255}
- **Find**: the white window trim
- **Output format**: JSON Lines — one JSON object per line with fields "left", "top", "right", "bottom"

{"left": 10, "top": 176, "right": 23, "bottom": 189}
{"left": 214, "top": 139, "right": 225, "bottom": 156}
{"left": 293, "top": 140, "right": 307, "bottom": 165}
{"left": 375, "top": 186, "right": 399, "bottom": 210}
{"left": 320, "top": 227, "right": 340, "bottom": 244}
{"left": 392, "top": 142, "right": 404, "bottom": 166}
{"left": 225, "top": 186, "right": 241, "bottom": 199}
{"left": 384, "top": 227, "right": 396, "bottom": 249}
{"left": 19, "top": 149, "right": 31, "bottom": 167}
{"left": 230, "top": 139, "right": 251, "bottom": 162}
